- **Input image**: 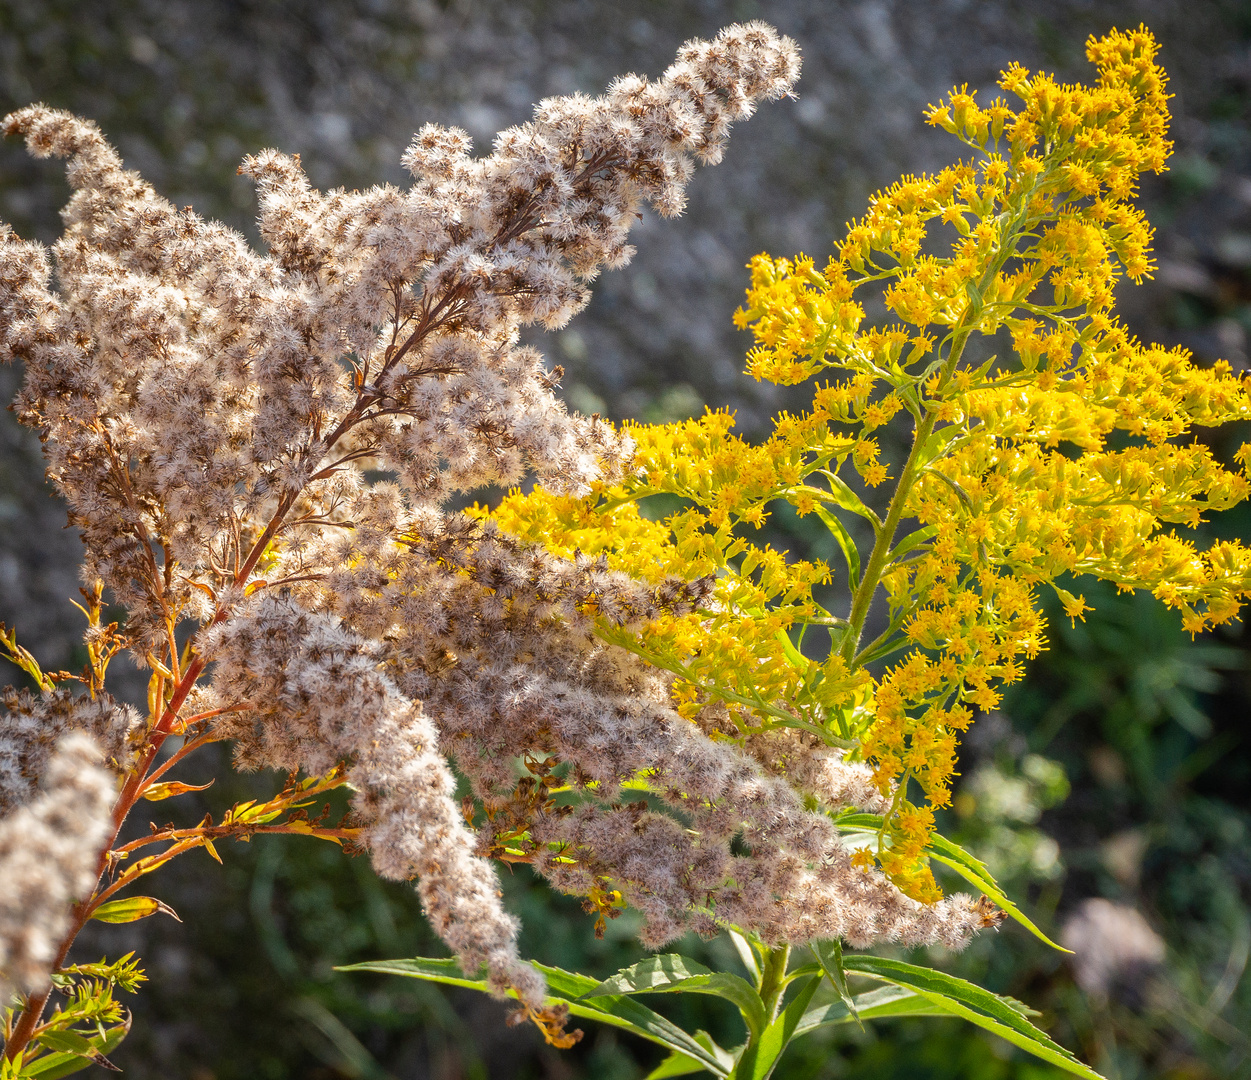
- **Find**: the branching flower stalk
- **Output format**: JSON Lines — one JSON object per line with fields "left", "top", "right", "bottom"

{"left": 488, "top": 12, "right": 1251, "bottom": 1007}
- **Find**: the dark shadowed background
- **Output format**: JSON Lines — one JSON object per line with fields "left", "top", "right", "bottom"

{"left": 2, "top": 1, "right": 1250, "bottom": 1077}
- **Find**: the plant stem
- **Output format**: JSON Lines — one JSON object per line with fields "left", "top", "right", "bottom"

{"left": 839, "top": 411, "right": 937, "bottom": 664}
{"left": 731, "top": 944, "right": 801, "bottom": 1080}
{"left": 839, "top": 327, "right": 972, "bottom": 666}
{"left": 757, "top": 944, "right": 792, "bottom": 1022}
{"left": 2, "top": 647, "right": 210, "bottom": 1064}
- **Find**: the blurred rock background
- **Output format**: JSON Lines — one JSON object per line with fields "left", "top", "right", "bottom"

{"left": 1, "top": 1, "right": 1249, "bottom": 1077}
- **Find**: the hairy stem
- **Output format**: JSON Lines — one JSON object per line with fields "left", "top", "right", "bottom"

{"left": 839, "top": 327, "right": 972, "bottom": 666}
{"left": 757, "top": 943, "right": 792, "bottom": 1022}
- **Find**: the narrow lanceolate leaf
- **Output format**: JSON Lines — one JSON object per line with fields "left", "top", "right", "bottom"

{"left": 559, "top": 998, "right": 729, "bottom": 1077}
{"left": 841, "top": 955, "right": 1106, "bottom": 1080}
{"left": 734, "top": 975, "right": 821, "bottom": 1080}
{"left": 25, "top": 1019, "right": 129, "bottom": 1077}
{"left": 811, "top": 505, "right": 861, "bottom": 587}
{"left": 646, "top": 1050, "right": 707, "bottom": 1078}
{"left": 728, "top": 928, "right": 761, "bottom": 983}
{"left": 923, "top": 831, "right": 1071, "bottom": 952}
{"left": 90, "top": 895, "right": 181, "bottom": 924}
{"left": 644, "top": 1030, "right": 741, "bottom": 1080}
{"left": 832, "top": 813, "right": 1068, "bottom": 951}
{"left": 588, "top": 954, "right": 767, "bottom": 1040}
{"left": 886, "top": 524, "right": 937, "bottom": 564}
{"left": 140, "top": 779, "right": 214, "bottom": 801}
{"left": 31, "top": 1033, "right": 98, "bottom": 1059}
{"left": 338, "top": 958, "right": 731, "bottom": 1077}
{"left": 793, "top": 985, "right": 951, "bottom": 1037}
{"left": 811, "top": 939, "right": 861, "bottom": 1028}
{"left": 817, "top": 469, "right": 880, "bottom": 526}
{"left": 774, "top": 630, "right": 811, "bottom": 676}
{"left": 30, "top": 1033, "right": 119, "bottom": 1072}
{"left": 337, "top": 956, "right": 494, "bottom": 992}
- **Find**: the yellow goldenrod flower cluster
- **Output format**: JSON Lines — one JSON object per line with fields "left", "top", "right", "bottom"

{"left": 489, "top": 410, "right": 872, "bottom": 744}
{"left": 491, "top": 27, "right": 1251, "bottom": 902}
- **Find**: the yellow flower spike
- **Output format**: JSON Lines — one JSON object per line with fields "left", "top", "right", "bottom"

{"left": 486, "top": 27, "right": 1251, "bottom": 904}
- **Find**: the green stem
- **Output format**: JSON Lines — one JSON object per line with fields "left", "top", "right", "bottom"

{"left": 838, "top": 327, "right": 974, "bottom": 666}
{"left": 757, "top": 944, "right": 792, "bottom": 1022}
{"left": 728, "top": 944, "right": 791, "bottom": 1080}
{"left": 839, "top": 412, "right": 935, "bottom": 664}
{"left": 836, "top": 160, "right": 1049, "bottom": 670}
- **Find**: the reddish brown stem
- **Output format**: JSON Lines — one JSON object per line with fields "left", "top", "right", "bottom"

{"left": 113, "top": 821, "right": 359, "bottom": 858}
{"left": 4, "top": 650, "right": 207, "bottom": 1063}
{"left": 138, "top": 730, "right": 224, "bottom": 791}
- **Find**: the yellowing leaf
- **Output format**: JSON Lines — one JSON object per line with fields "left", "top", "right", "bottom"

{"left": 91, "top": 896, "right": 181, "bottom": 924}
{"left": 140, "top": 779, "right": 214, "bottom": 801}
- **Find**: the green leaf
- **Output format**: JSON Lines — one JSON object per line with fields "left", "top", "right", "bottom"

{"left": 645, "top": 1030, "right": 741, "bottom": 1080}
{"left": 733, "top": 975, "right": 821, "bottom": 1080}
{"left": 842, "top": 956, "right": 1037, "bottom": 1033}
{"left": 894, "top": 377, "right": 924, "bottom": 420}
{"left": 24, "top": 1053, "right": 115, "bottom": 1078}
{"left": 921, "top": 466, "right": 975, "bottom": 510}
{"left": 31, "top": 1033, "right": 95, "bottom": 1058}
{"left": 920, "top": 421, "right": 968, "bottom": 465}
{"left": 335, "top": 956, "right": 491, "bottom": 992}
{"left": 692, "top": 1032, "right": 741, "bottom": 1076}
{"left": 646, "top": 1051, "right": 707, "bottom": 1079}
{"left": 811, "top": 939, "right": 860, "bottom": 1028}
{"left": 340, "top": 958, "right": 730, "bottom": 1077}
{"left": 965, "top": 276, "right": 984, "bottom": 318}
{"left": 817, "top": 470, "right": 880, "bottom": 526}
{"left": 887, "top": 524, "right": 937, "bottom": 564}
{"left": 811, "top": 505, "right": 861, "bottom": 587}
{"left": 832, "top": 814, "right": 1067, "bottom": 951}
{"left": 852, "top": 633, "right": 912, "bottom": 667}
{"left": 90, "top": 896, "right": 181, "bottom": 924}
{"left": 852, "top": 602, "right": 919, "bottom": 667}
{"left": 840, "top": 955, "right": 1106, "bottom": 1080}
{"left": 727, "top": 928, "right": 761, "bottom": 983}
{"left": 793, "top": 985, "right": 951, "bottom": 1037}
{"left": 25, "top": 1020, "right": 128, "bottom": 1077}
{"left": 925, "top": 836, "right": 1070, "bottom": 952}
{"left": 24, "top": 1055, "right": 94, "bottom": 1077}
{"left": 542, "top": 973, "right": 735, "bottom": 1076}
{"left": 533, "top": 962, "right": 601, "bottom": 999}
{"left": 588, "top": 955, "right": 767, "bottom": 1041}
{"left": 588, "top": 954, "right": 716, "bottom": 994}
{"left": 773, "top": 630, "right": 810, "bottom": 676}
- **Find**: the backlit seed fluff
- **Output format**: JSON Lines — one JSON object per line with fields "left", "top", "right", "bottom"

{"left": 0, "top": 733, "right": 115, "bottom": 1001}
{"left": 0, "top": 23, "right": 812, "bottom": 1003}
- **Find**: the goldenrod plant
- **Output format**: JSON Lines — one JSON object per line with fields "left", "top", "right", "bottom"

{"left": 0, "top": 20, "right": 1241, "bottom": 1080}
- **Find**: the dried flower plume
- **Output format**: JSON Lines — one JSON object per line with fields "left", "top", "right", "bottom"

{"left": 0, "top": 733, "right": 114, "bottom": 1000}
{"left": 0, "top": 23, "right": 826, "bottom": 1012}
